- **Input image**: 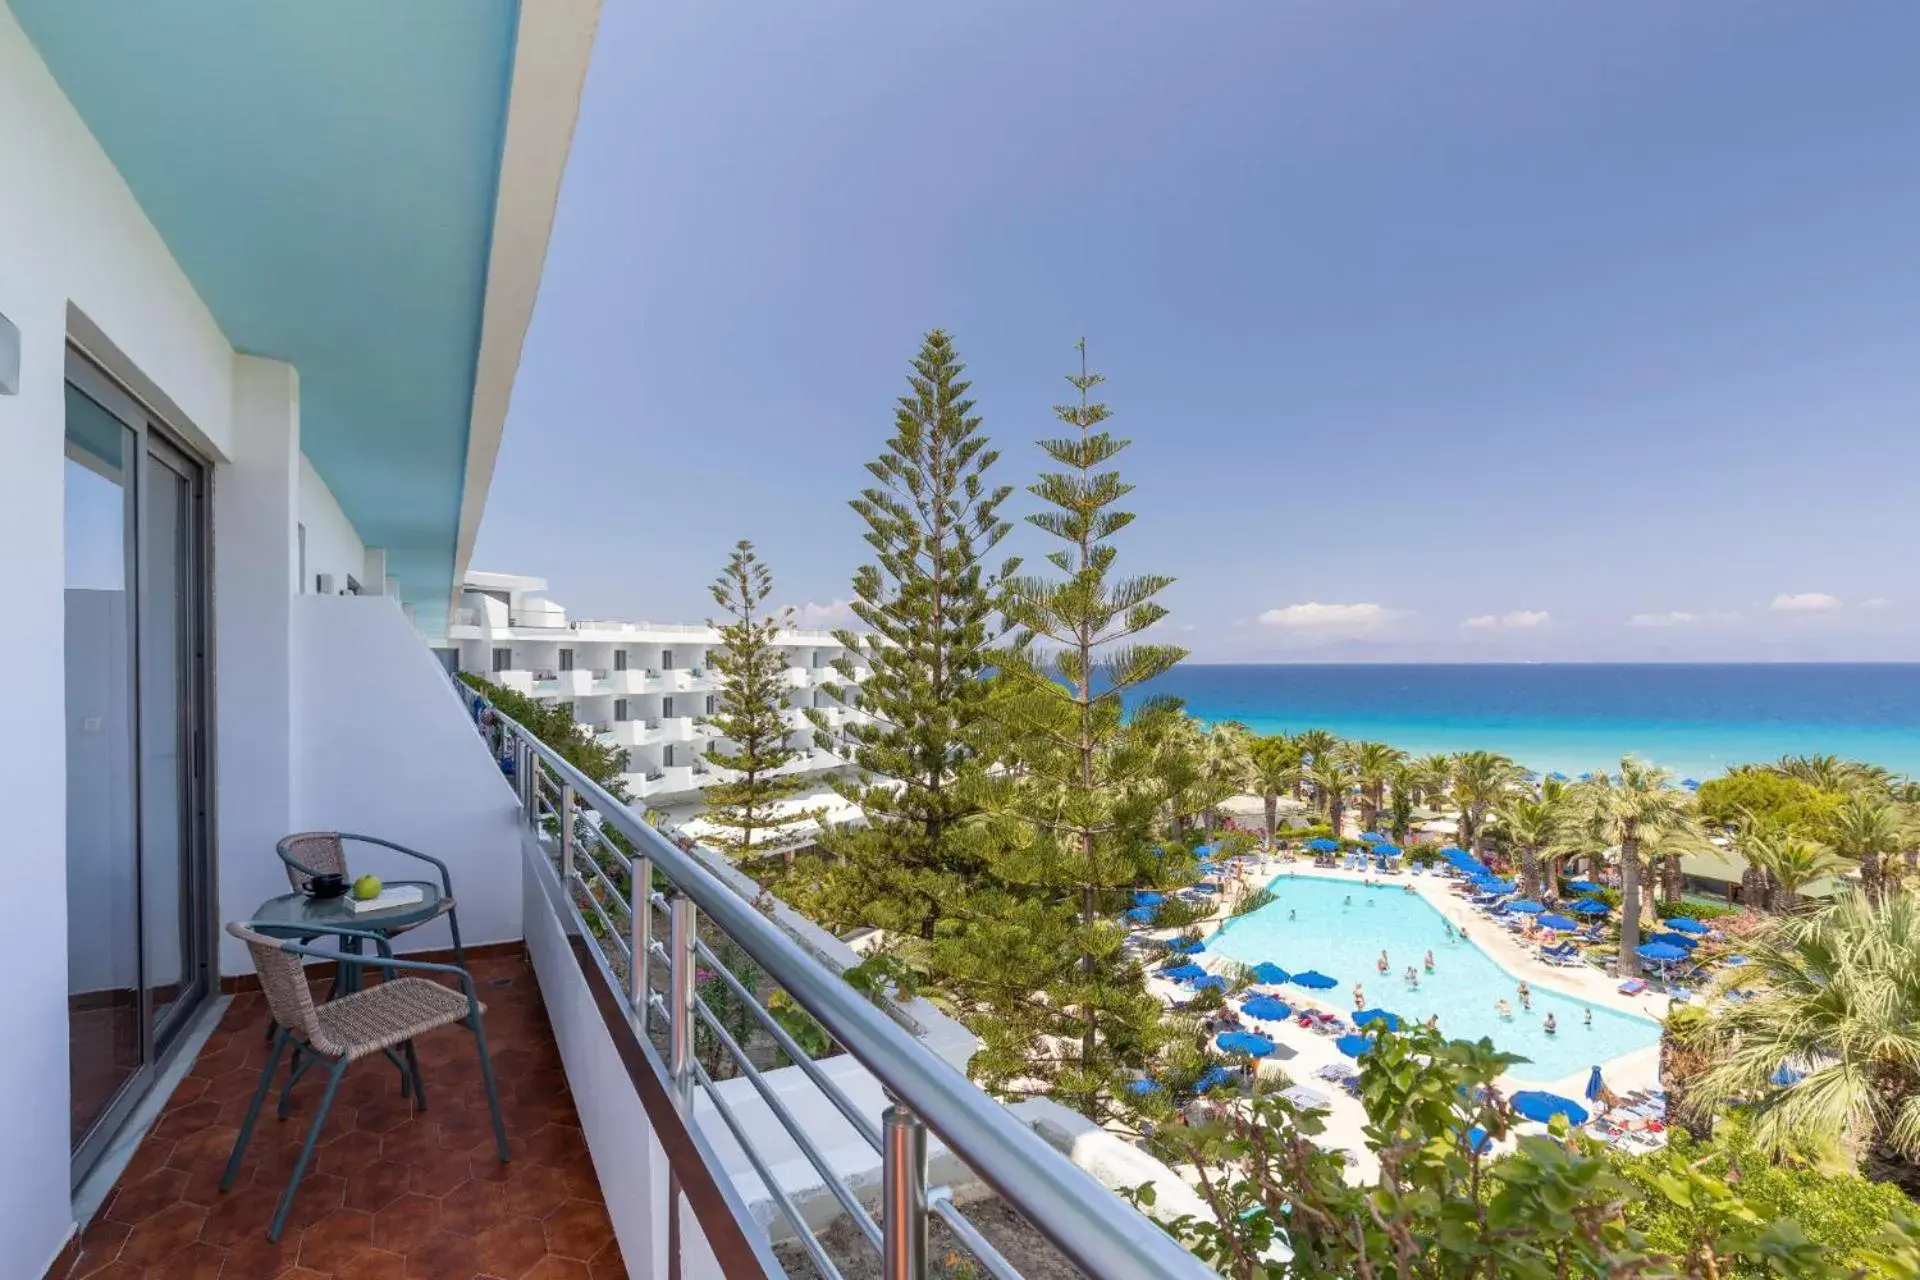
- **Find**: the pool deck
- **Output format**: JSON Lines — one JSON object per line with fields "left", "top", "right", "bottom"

{"left": 1143, "top": 855, "right": 1667, "bottom": 1173}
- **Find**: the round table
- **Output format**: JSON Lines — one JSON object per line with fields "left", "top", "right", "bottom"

{"left": 252, "top": 880, "right": 446, "bottom": 992}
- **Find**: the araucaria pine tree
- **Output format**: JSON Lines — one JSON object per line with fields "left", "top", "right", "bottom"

{"left": 804, "top": 330, "right": 1017, "bottom": 944}
{"left": 700, "top": 541, "right": 811, "bottom": 858}
{"left": 959, "top": 340, "right": 1191, "bottom": 1121}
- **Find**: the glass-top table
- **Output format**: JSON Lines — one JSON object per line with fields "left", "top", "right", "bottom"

{"left": 251, "top": 880, "right": 445, "bottom": 991}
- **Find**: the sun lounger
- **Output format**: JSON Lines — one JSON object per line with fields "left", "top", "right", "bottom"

{"left": 1617, "top": 978, "right": 1649, "bottom": 996}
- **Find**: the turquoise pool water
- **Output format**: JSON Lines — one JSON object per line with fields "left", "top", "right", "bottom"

{"left": 1206, "top": 874, "right": 1661, "bottom": 1084}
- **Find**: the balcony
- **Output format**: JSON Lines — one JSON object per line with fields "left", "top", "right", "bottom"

{"left": 533, "top": 669, "right": 599, "bottom": 698}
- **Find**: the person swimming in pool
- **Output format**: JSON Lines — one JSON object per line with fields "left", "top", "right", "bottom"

{"left": 1496, "top": 999, "right": 1513, "bottom": 1020}
{"left": 1426, "top": 1014, "right": 1439, "bottom": 1030}
{"left": 1343, "top": 895, "right": 1352, "bottom": 908}
{"left": 1377, "top": 950, "right": 1390, "bottom": 974}
{"left": 1442, "top": 922, "right": 1454, "bottom": 941}
{"left": 1583, "top": 1007, "right": 1593, "bottom": 1027}
{"left": 1353, "top": 984, "right": 1365, "bottom": 1009}
{"left": 1404, "top": 966, "right": 1420, "bottom": 989}
{"left": 1543, "top": 1013, "right": 1558, "bottom": 1035}
{"left": 1517, "top": 981, "right": 1532, "bottom": 1011}
{"left": 1423, "top": 950, "right": 1435, "bottom": 972}
{"left": 1288, "top": 908, "right": 1297, "bottom": 921}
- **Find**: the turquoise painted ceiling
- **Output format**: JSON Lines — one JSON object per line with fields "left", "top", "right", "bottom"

{"left": 14, "top": 1, "right": 520, "bottom": 626}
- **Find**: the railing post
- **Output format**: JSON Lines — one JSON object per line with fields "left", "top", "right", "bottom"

{"left": 668, "top": 894, "right": 697, "bottom": 1106}
{"left": 629, "top": 856, "right": 652, "bottom": 1023}
{"left": 883, "top": 1103, "right": 928, "bottom": 1280}
{"left": 559, "top": 783, "right": 576, "bottom": 882}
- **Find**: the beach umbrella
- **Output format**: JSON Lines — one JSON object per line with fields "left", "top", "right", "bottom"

{"left": 1681, "top": 778, "right": 1701, "bottom": 791}
{"left": 1195, "top": 1066, "right": 1240, "bottom": 1093}
{"left": 1521, "top": 769, "right": 1540, "bottom": 782}
{"left": 1506, "top": 899, "right": 1545, "bottom": 914}
{"left": 1463, "top": 1125, "right": 1493, "bottom": 1154}
{"left": 1569, "top": 898, "right": 1610, "bottom": 915}
{"left": 1352, "top": 1008, "right": 1402, "bottom": 1031}
{"left": 1123, "top": 906, "right": 1157, "bottom": 924}
{"left": 1547, "top": 771, "right": 1569, "bottom": 782}
{"left": 1126, "top": 1078, "right": 1163, "bottom": 1096}
{"left": 1133, "top": 891, "right": 1165, "bottom": 907}
{"left": 1475, "top": 878, "right": 1516, "bottom": 894}
{"left": 1439, "top": 847, "right": 1468, "bottom": 858}
{"left": 1334, "top": 1033, "right": 1374, "bottom": 1059}
{"left": 1509, "top": 1090, "right": 1590, "bottom": 1126}
{"left": 1196, "top": 844, "right": 1217, "bottom": 857}
{"left": 1359, "top": 832, "right": 1386, "bottom": 844}
{"left": 1161, "top": 962, "right": 1207, "bottom": 981}
{"left": 1305, "top": 837, "right": 1339, "bottom": 853}
{"left": 1585, "top": 1065, "right": 1606, "bottom": 1102}
{"left": 1567, "top": 880, "right": 1605, "bottom": 894}
{"left": 1250, "top": 962, "right": 1290, "bottom": 984}
{"left": 1663, "top": 917, "right": 1710, "bottom": 935}
{"left": 1648, "top": 932, "right": 1700, "bottom": 951}
{"left": 1770, "top": 1062, "right": 1806, "bottom": 1088}
{"left": 1169, "top": 938, "right": 1205, "bottom": 955}
{"left": 1191, "top": 975, "right": 1227, "bottom": 992}
{"left": 1217, "top": 1031, "right": 1276, "bottom": 1057}
{"left": 1242, "top": 996, "right": 1292, "bottom": 1022}
{"left": 1636, "top": 941, "right": 1688, "bottom": 963}
{"left": 1280, "top": 1085, "right": 1331, "bottom": 1111}
{"left": 1537, "top": 913, "right": 1579, "bottom": 932}
{"left": 1290, "top": 969, "right": 1338, "bottom": 990}
{"left": 1372, "top": 844, "right": 1403, "bottom": 858}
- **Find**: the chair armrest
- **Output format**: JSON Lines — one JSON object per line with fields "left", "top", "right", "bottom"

{"left": 267, "top": 935, "right": 481, "bottom": 1010}
{"left": 340, "top": 833, "right": 455, "bottom": 897}
{"left": 248, "top": 920, "right": 397, "bottom": 959}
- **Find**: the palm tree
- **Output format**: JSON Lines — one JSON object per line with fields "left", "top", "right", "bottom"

{"left": 1495, "top": 791, "right": 1569, "bottom": 900}
{"left": 1689, "top": 891, "right": 1920, "bottom": 1184}
{"left": 1412, "top": 753, "right": 1454, "bottom": 809}
{"left": 1292, "top": 728, "right": 1339, "bottom": 795}
{"left": 1739, "top": 824, "right": 1846, "bottom": 914}
{"left": 1385, "top": 763, "right": 1420, "bottom": 846}
{"left": 1572, "top": 756, "right": 1702, "bottom": 978}
{"left": 1247, "top": 735, "right": 1302, "bottom": 849}
{"left": 1346, "top": 740, "right": 1404, "bottom": 834}
{"left": 1766, "top": 753, "right": 1896, "bottom": 795}
{"left": 1200, "top": 720, "right": 1255, "bottom": 837}
{"left": 1658, "top": 1003, "right": 1717, "bottom": 1142}
{"left": 1448, "top": 750, "right": 1521, "bottom": 858}
{"left": 1307, "top": 756, "right": 1353, "bottom": 837}
{"left": 1826, "top": 791, "right": 1906, "bottom": 903}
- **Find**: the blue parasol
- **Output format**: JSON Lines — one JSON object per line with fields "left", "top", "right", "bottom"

{"left": 1567, "top": 880, "right": 1605, "bottom": 894}
{"left": 1585, "top": 1065, "right": 1605, "bottom": 1102}
{"left": 1372, "top": 844, "right": 1403, "bottom": 857}
{"left": 1662, "top": 917, "right": 1709, "bottom": 935}
{"left": 1133, "top": 891, "right": 1165, "bottom": 906}
{"left": 1306, "top": 837, "right": 1340, "bottom": 853}
{"left": 1352, "top": 1008, "right": 1401, "bottom": 1031}
{"left": 1126, "top": 1078, "right": 1163, "bottom": 1096}
{"left": 1511, "top": 1090, "right": 1589, "bottom": 1125}
{"left": 1250, "top": 962, "right": 1290, "bottom": 984}
{"left": 1537, "top": 913, "right": 1578, "bottom": 931}
{"left": 1161, "top": 962, "right": 1206, "bottom": 981}
{"left": 1242, "top": 995, "right": 1293, "bottom": 1021}
{"left": 1648, "top": 932, "right": 1700, "bottom": 951}
{"left": 1123, "top": 906, "right": 1157, "bottom": 924}
{"left": 1475, "top": 878, "right": 1516, "bottom": 894}
{"left": 1506, "top": 899, "right": 1545, "bottom": 914}
{"left": 1770, "top": 1062, "right": 1806, "bottom": 1088}
{"left": 1194, "top": 1066, "right": 1240, "bottom": 1092}
{"left": 1546, "top": 771, "right": 1569, "bottom": 781}
{"left": 1290, "top": 969, "right": 1338, "bottom": 990}
{"left": 1438, "top": 846, "right": 1468, "bottom": 858}
{"left": 1169, "top": 938, "right": 1205, "bottom": 955}
{"left": 1334, "top": 1033, "right": 1374, "bottom": 1059}
{"left": 1359, "top": 832, "right": 1386, "bottom": 844}
{"left": 1216, "top": 1031, "right": 1276, "bottom": 1057}
{"left": 1636, "top": 941, "right": 1688, "bottom": 963}
{"left": 1680, "top": 778, "right": 1701, "bottom": 791}
{"left": 1569, "top": 898, "right": 1610, "bottom": 915}
{"left": 1191, "top": 975, "right": 1227, "bottom": 992}
{"left": 1463, "top": 1125, "right": 1493, "bottom": 1154}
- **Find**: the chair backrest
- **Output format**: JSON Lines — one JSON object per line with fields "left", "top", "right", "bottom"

{"left": 278, "top": 831, "right": 347, "bottom": 892}
{"left": 227, "top": 922, "right": 323, "bottom": 1044}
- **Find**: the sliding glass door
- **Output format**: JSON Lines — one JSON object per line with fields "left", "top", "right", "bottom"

{"left": 64, "top": 352, "right": 212, "bottom": 1185}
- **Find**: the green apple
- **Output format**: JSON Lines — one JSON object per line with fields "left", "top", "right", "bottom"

{"left": 352, "top": 874, "right": 383, "bottom": 901}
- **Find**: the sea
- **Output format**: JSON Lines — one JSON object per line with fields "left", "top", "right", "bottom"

{"left": 1132, "top": 664, "right": 1920, "bottom": 782}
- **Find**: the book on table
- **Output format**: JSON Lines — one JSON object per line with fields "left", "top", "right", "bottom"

{"left": 347, "top": 885, "right": 426, "bottom": 914}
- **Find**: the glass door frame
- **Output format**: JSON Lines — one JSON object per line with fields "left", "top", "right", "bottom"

{"left": 65, "top": 346, "right": 216, "bottom": 1188}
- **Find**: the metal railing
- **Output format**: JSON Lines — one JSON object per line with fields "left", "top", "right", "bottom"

{"left": 461, "top": 691, "right": 1210, "bottom": 1280}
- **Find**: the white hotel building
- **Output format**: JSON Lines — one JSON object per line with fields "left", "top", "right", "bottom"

{"left": 447, "top": 572, "right": 868, "bottom": 806}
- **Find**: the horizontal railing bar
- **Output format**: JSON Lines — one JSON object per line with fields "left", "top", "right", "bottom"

{"left": 575, "top": 820, "right": 634, "bottom": 875}
{"left": 576, "top": 852, "right": 631, "bottom": 917}
{"left": 480, "top": 704, "right": 1214, "bottom": 1280}
{"left": 693, "top": 997, "right": 886, "bottom": 1253}
{"left": 692, "top": 1057, "right": 850, "bottom": 1280}
{"left": 570, "top": 873, "right": 633, "bottom": 966}
{"left": 692, "top": 936, "right": 884, "bottom": 1153}
{"left": 928, "top": 1189, "right": 1023, "bottom": 1280}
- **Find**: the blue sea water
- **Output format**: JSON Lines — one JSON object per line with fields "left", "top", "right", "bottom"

{"left": 1135, "top": 664, "right": 1920, "bottom": 781}
{"left": 1207, "top": 874, "right": 1661, "bottom": 1084}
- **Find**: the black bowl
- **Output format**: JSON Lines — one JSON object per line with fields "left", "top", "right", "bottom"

{"left": 308, "top": 873, "right": 349, "bottom": 899}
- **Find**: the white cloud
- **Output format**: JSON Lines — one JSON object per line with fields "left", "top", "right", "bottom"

{"left": 1771, "top": 592, "right": 1842, "bottom": 615}
{"left": 787, "top": 599, "right": 858, "bottom": 628}
{"left": 1463, "top": 609, "right": 1551, "bottom": 631}
{"left": 1626, "top": 609, "right": 1740, "bottom": 628}
{"left": 1862, "top": 597, "right": 1890, "bottom": 610}
{"left": 1258, "top": 602, "right": 1403, "bottom": 633}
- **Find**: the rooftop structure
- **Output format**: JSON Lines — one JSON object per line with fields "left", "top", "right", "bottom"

{"left": 4, "top": 5, "right": 1210, "bottom": 1277}
{"left": 447, "top": 574, "right": 869, "bottom": 807}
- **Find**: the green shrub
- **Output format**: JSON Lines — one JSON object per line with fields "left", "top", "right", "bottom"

{"left": 1663, "top": 898, "right": 1742, "bottom": 921}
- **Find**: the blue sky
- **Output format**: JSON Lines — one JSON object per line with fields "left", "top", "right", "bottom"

{"left": 474, "top": 0, "right": 1920, "bottom": 662}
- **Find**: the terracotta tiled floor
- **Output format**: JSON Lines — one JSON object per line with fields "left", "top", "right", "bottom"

{"left": 56, "top": 952, "right": 627, "bottom": 1280}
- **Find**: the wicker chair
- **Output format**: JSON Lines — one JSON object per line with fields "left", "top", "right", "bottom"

{"left": 275, "top": 832, "right": 467, "bottom": 967}
{"left": 221, "top": 921, "right": 510, "bottom": 1242}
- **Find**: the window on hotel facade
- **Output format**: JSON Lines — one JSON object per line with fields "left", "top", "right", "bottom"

{"left": 558, "top": 648, "right": 574, "bottom": 672}
{"left": 491, "top": 647, "right": 511, "bottom": 672}
{"left": 663, "top": 696, "right": 675, "bottom": 719}
{"left": 663, "top": 745, "right": 676, "bottom": 768}
{"left": 662, "top": 648, "right": 674, "bottom": 670}
{"left": 613, "top": 650, "right": 627, "bottom": 671}
{"left": 614, "top": 699, "right": 629, "bottom": 722}
{"left": 705, "top": 694, "right": 716, "bottom": 715}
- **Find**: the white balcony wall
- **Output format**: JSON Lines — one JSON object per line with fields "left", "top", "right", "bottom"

{"left": 268, "top": 595, "right": 526, "bottom": 969}
{"left": 0, "top": 6, "right": 250, "bottom": 1270}
{"left": 297, "top": 451, "right": 364, "bottom": 595}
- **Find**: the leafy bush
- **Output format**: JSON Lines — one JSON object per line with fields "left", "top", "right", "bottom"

{"left": 1662, "top": 898, "right": 1743, "bottom": 921}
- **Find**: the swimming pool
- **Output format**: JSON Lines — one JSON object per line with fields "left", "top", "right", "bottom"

{"left": 1206, "top": 873, "right": 1660, "bottom": 1084}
